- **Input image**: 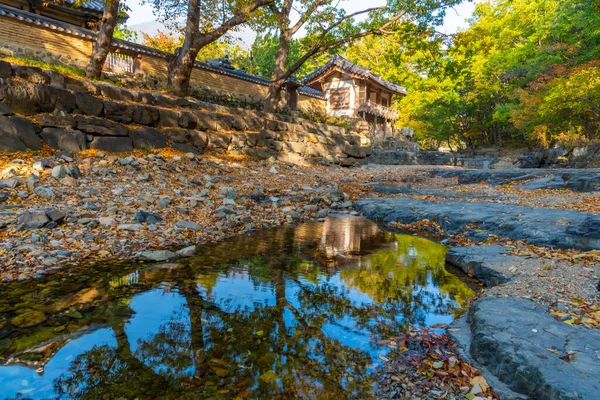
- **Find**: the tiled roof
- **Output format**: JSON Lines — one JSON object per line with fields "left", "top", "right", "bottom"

{"left": 59, "top": 0, "right": 106, "bottom": 13}
{"left": 0, "top": 4, "right": 324, "bottom": 99}
{"left": 0, "top": 3, "right": 96, "bottom": 39}
{"left": 302, "top": 54, "right": 407, "bottom": 96}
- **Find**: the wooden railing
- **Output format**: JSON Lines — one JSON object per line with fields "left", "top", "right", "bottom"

{"left": 104, "top": 52, "right": 139, "bottom": 75}
{"left": 357, "top": 99, "right": 399, "bottom": 121}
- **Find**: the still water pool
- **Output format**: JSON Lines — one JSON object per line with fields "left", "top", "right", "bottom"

{"left": 0, "top": 216, "right": 475, "bottom": 399}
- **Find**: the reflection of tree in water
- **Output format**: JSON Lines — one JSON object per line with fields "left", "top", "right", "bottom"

{"left": 191, "top": 251, "right": 378, "bottom": 398}
{"left": 44, "top": 220, "right": 474, "bottom": 399}
{"left": 340, "top": 234, "right": 476, "bottom": 322}
{"left": 54, "top": 325, "right": 173, "bottom": 399}
{"left": 135, "top": 318, "right": 194, "bottom": 377}
{"left": 52, "top": 261, "right": 381, "bottom": 398}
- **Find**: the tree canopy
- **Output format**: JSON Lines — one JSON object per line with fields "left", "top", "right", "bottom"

{"left": 343, "top": 0, "right": 600, "bottom": 149}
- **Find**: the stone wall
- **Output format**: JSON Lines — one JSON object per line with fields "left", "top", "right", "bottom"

{"left": 0, "top": 15, "right": 92, "bottom": 68}
{"left": 0, "top": 62, "right": 370, "bottom": 166}
{"left": 0, "top": 11, "right": 326, "bottom": 114}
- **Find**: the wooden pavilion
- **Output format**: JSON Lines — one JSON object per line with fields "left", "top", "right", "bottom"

{"left": 303, "top": 55, "right": 407, "bottom": 140}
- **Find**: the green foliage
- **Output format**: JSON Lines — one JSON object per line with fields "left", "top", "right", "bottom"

{"left": 244, "top": 33, "right": 300, "bottom": 79}
{"left": 113, "top": 24, "right": 138, "bottom": 42}
{"left": 141, "top": 30, "right": 249, "bottom": 68}
{"left": 344, "top": 0, "right": 600, "bottom": 149}
{"left": 392, "top": 0, "right": 600, "bottom": 149}
{"left": 196, "top": 40, "right": 248, "bottom": 67}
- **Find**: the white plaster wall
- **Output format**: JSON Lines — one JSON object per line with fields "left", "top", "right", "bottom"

{"left": 325, "top": 79, "right": 355, "bottom": 117}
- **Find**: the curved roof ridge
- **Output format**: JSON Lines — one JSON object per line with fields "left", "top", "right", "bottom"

{"left": 302, "top": 54, "right": 407, "bottom": 96}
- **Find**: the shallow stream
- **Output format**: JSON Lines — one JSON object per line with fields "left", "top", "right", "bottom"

{"left": 0, "top": 216, "right": 475, "bottom": 399}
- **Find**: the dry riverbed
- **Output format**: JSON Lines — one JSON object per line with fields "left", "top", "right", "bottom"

{"left": 0, "top": 146, "right": 436, "bottom": 282}
{"left": 1, "top": 147, "right": 598, "bottom": 320}
{"left": 2, "top": 147, "right": 599, "bottom": 399}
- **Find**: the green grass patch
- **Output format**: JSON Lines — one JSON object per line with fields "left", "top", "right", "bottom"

{"left": 0, "top": 54, "right": 86, "bottom": 78}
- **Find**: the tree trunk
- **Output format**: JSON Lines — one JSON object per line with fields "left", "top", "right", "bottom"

{"left": 167, "top": 0, "right": 273, "bottom": 97}
{"left": 265, "top": 29, "right": 292, "bottom": 113}
{"left": 85, "top": 0, "right": 120, "bottom": 78}
{"left": 180, "top": 278, "right": 206, "bottom": 378}
{"left": 167, "top": 43, "right": 202, "bottom": 97}
{"left": 167, "top": 0, "right": 201, "bottom": 97}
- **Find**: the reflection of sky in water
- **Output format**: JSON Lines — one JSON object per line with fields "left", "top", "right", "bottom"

{"left": 127, "top": 288, "right": 195, "bottom": 377}
{"left": 0, "top": 218, "right": 473, "bottom": 399}
{"left": 0, "top": 328, "right": 116, "bottom": 399}
{"left": 204, "top": 271, "right": 276, "bottom": 312}
{"left": 0, "top": 267, "right": 462, "bottom": 399}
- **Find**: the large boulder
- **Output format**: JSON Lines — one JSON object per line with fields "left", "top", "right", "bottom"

{"left": 343, "top": 144, "right": 368, "bottom": 159}
{"left": 39, "top": 84, "right": 76, "bottom": 113}
{"left": 451, "top": 297, "right": 600, "bottom": 400}
{"left": 89, "top": 136, "right": 133, "bottom": 152}
{"left": 566, "top": 215, "right": 600, "bottom": 239}
{"left": 75, "top": 116, "right": 128, "bottom": 136}
{"left": 13, "top": 65, "right": 49, "bottom": 84}
{"left": 0, "top": 103, "right": 13, "bottom": 116}
{"left": 0, "top": 60, "right": 11, "bottom": 79}
{"left": 17, "top": 209, "right": 50, "bottom": 229}
{"left": 34, "top": 114, "right": 76, "bottom": 129}
{"left": 571, "top": 142, "right": 600, "bottom": 167}
{"left": 40, "top": 128, "right": 87, "bottom": 152}
{"left": 0, "top": 82, "right": 75, "bottom": 115}
{"left": 194, "top": 112, "right": 218, "bottom": 131}
{"left": 205, "top": 133, "right": 232, "bottom": 150}
{"left": 129, "top": 127, "right": 166, "bottom": 150}
{"left": 565, "top": 175, "right": 600, "bottom": 192}
{"left": 223, "top": 115, "right": 247, "bottom": 131}
{"left": 368, "top": 149, "right": 417, "bottom": 165}
{"left": 178, "top": 111, "right": 197, "bottom": 129}
{"left": 158, "top": 108, "right": 179, "bottom": 127}
{"left": 445, "top": 245, "right": 518, "bottom": 287}
{"left": 0, "top": 81, "right": 39, "bottom": 114}
{"left": 163, "top": 128, "right": 188, "bottom": 143}
{"left": 98, "top": 84, "right": 134, "bottom": 102}
{"left": 189, "top": 130, "right": 208, "bottom": 149}
{"left": 0, "top": 116, "right": 41, "bottom": 151}
{"left": 103, "top": 100, "right": 133, "bottom": 123}
{"left": 517, "top": 176, "right": 567, "bottom": 190}
{"left": 132, "top": 105, "right": 160, "bottom": 126}
{"left": 266, "top": 119, "right": 288, "bottom": 132}
{"left": 416, "top": 151, "right": 457, "bottom": 165}
{"left": 355, "top": 196, "right": 600, "bottom": 250}
{"left": 74, "top": 90, "right": 103, "bottom": 116}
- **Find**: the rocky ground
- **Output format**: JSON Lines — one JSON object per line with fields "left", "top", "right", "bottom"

{"left": 0, "top": 146, "right": 442, "bottom": 282}
{"left": 2, "top": 147, "right": 600, "bottom": 399}
{"left": 2, "top": 146, "right": 598, "bottom": 321}
{"left": 358, "top": 169, "right": 600, "bottom": 400}
{"left": 358, "top": 170, "right": 600, "bottom": 324}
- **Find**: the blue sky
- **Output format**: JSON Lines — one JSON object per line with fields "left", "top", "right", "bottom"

{"left": 124, "top": 0, "right": 477, "bottom": 46}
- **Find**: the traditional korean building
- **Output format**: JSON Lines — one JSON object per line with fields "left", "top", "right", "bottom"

{"left": 0, "top": 0, "right": 126, "bottom": 29}
{"left": 303, "top": 55, "right": 407, "bottom": 139}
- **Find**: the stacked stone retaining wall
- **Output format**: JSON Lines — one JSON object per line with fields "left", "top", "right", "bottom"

{"left": 0, "top": 62, "right": 370, "bottom": 166}
{"left": 0, "top": 6, "right": 325, "bottom": 114}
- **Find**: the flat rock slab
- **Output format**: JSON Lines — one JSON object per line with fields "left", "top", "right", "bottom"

{"left": 450, "top": 297, "right": 600, "bottom": 400}
{"left": 430, "top": 169, "right": 600, "bottom": 192}
{"left": 445, "top": 245, "right": 521, "bottom": 286}
{"left": 356, "top": 197, "right": 600, "bottom": 250}
{"left": 371, "top": 184, "right": 503, "bottom": 200}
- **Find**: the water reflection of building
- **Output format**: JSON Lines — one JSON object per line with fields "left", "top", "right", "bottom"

{"left": 293, "top": 217, "right": 388, "bottom": 265}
